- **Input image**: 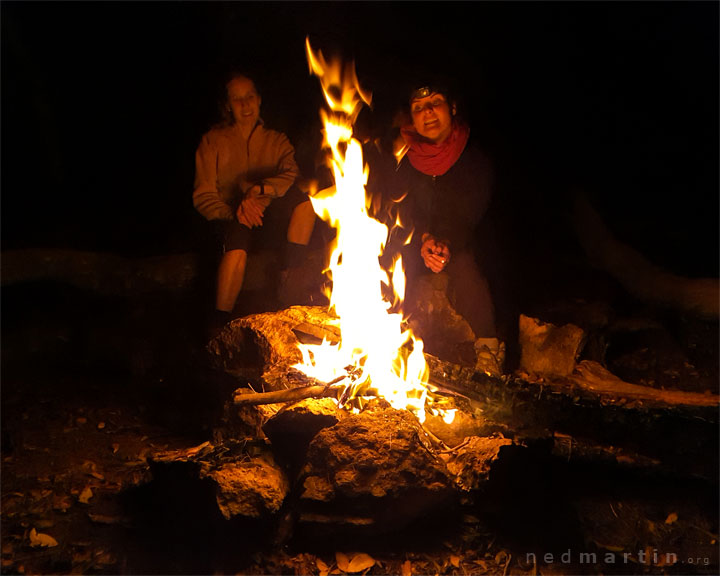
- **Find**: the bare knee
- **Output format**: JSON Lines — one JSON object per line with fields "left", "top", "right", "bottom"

{"left": 288, "top": 200, "right": 316, "bottom": 244}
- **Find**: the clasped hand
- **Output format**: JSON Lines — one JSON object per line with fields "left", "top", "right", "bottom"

{"left": 421, "top": 234, "right": 450, "bottom": 273}
{"left": 236, "top": 184, "right": 272, "bottom": 228}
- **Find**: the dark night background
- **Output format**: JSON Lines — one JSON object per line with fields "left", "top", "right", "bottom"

{"left": 1, "top": 4, "right": 719, "bottom": 573}
{"left": 2, "top": 1, "right": 718, "bottom": 280}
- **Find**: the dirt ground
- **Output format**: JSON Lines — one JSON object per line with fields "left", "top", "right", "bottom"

{"left": 1, "top": 277, "right": 718, "bottom": 575}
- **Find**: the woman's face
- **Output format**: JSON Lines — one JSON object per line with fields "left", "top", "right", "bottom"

{"left": 410, "top": 92, "right": 454, "bottom": 143}
{"left": 227, "top": 76, "right": 261, "bottom": 128}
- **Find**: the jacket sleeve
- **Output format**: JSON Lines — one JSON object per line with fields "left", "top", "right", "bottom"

{"left": 262, "top": 133, "right": 299, "bottom": 198}
{"left": 193, "top": 133, "right": 235, "bottom": 221}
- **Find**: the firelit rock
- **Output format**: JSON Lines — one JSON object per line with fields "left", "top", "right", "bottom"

{"left": 443, "top": 435, "right": 514, "bottom": 491}
{"left": 204, "top": 454, "right": 289, "bottom": 520}
{"left": 518, "top": 314, "right": 586, "bottom": 378}
{"left": 297, "top": 402, "right": 457, "bottom": 532}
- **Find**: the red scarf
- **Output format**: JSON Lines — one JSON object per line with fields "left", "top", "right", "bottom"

{"left": 401, "top": 121, "right": 470, "bottom": 176}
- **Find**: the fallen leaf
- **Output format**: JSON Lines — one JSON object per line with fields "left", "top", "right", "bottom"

{"left": 348, "top": 553, "right": 375, "bottom": 573}
{"left": 450, "top": 555, "right": 461, "bottom": 568}
{"left": 665, "top": 512, "right": 678, "bottom": 524}
{"left": 336, "top": 552, "right": 350, "bottom": 572}
{"left": 401, "top": 560, "right": 412, "bottom": 576}
{"left": 317, "top": 558, "right": 329, "bottom": 576}
{"left": 78, "top": 487, "right": 93, "bottom": 504}
{"left": 29, "top": 528, "right": 58, "bottom": 548}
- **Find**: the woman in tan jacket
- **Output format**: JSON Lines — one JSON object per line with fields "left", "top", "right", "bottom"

{"left": 193, "top": 72, "right": 316, "bottom": 329}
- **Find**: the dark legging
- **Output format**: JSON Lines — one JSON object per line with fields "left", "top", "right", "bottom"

{"left": 445, "top": 250, "right": 497, "bottom": 339}
{"left": 404, "top": 246, "right": 497, "bottom": 339}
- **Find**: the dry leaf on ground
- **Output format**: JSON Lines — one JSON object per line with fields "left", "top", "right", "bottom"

{"left": 29, "top": 528, "right": 58, "bottom": 548}
{"left": 78, "top": 486, "right": 93, "bottom": 504}
{"left": 347, "top": 553, "right": 375, "bottom": 573}
{"left": 336, "top": 552, "right": 350, "bottom": 572}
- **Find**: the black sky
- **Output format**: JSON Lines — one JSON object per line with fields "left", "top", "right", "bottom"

{"left": 2, "top": 1, "right": 718, "bottom": 277}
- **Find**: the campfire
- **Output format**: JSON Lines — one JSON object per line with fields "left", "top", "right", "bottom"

{"left": 292, "top": 38, "right": 443, "bottom": 424}
{"left": 189, "top": 37, "right": 719, "bottom": 554}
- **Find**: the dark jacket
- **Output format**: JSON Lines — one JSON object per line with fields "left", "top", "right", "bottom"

{"left": 391, "top": 141, "right": 494, "bottom": 260}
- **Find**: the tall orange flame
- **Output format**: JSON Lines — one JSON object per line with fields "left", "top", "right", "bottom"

{"left": 295, "top": 38, "right": 448, "bottom": 423}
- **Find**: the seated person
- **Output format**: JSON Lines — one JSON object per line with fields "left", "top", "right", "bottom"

{"left": 193, "top": 71, "right": 317, "bottom": 333}
{"left": 379, "top": 79, "right": 505, "bottom": 376}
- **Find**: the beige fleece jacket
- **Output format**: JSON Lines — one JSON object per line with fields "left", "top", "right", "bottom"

{"left": 193, "top": 121, "right": 299, "bottom": 221}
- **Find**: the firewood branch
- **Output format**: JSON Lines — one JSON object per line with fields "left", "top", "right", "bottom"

{"left": 234, "top": 384, "right": 344, "bottom": 406}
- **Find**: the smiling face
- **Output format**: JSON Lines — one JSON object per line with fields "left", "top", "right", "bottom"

{"left": 226, "top": 76, "right": 261, "bottom": 129}
{"left": 410, "top": 91, "right": 455, "bottom": 143}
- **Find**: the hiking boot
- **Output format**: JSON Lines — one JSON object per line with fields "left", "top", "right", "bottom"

{"left": 474, "top": 337, "right": 506, "bottom": 378}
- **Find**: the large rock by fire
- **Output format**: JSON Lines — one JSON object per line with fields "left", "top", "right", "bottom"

{"left": 204, "top": 454, "right": 289, "bottom": 520}
{"left": 518, "top": 314, "right": 586, "bottom": 378}
{"left": 297, "top": 401, "right": 457, "bottom": 532}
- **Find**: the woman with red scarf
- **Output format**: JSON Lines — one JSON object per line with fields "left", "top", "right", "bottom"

{"left": 390, "top": 83, "right": 504, "bottom": 376}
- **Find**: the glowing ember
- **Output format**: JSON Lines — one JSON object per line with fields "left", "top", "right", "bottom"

{"left": 294, "top": 38, "right": 452, "bottom": 424}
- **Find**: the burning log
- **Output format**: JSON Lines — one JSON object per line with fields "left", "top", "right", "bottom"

{"left": 208, "top": 305, "right": 340, "bottom": 391}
